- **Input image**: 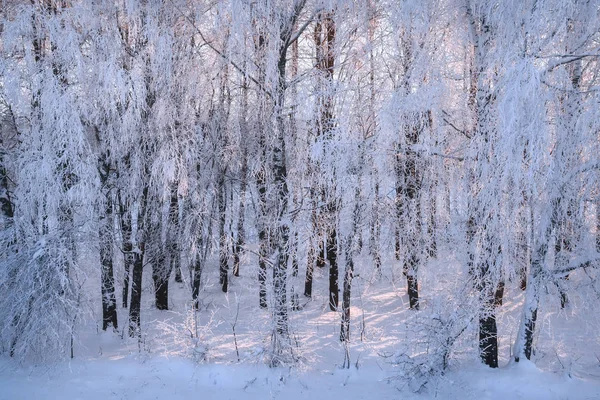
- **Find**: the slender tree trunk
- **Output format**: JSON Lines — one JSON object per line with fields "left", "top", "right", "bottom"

{"left": 514, "top": 243, "right": 545, "bottom": 361}
{"left": 99, "top": 189, "right": 118, "bottom": 331}
{"left": 427, "top": 189, "right": 437, "bottom": 258}
{"left": 152, "top": 249, "right": 170, "bottom": 310}
{"left": 169, "top": 186, "right": 182, "bottom": 284}
{"left": 128, "top": 247, "right": 144, "bottom": 337}
{"left": 233, "top": 49, "right": 249, "bottom": 279}
{"left": 405, "top": 254, "right": 419, "bottom": 310}
{"left": 129, "top": 182, "right": 149, "bottom": 336}
{"left": 327, "top": 227, "right": 338, "bottom": 311}
{"left": 340, "top": 249, "right": 353, "bottom": 342}
{"left": 479, "top": 306, "right": 498, "bottom": 367}
{"left": 494, "top": 280, "right": 505, "bottom": 307}
{"left": 192, "top": 212, "right": 211, "bottom": 310}
{"left": 341, "top": 181, "right": 362, "bottom": 344}
{"left": 98, "top": 155, "right": 118, "bottom": 330}
{"left": 291, "top": 230, "right": 299, "bottom": 277}
{"left": 369, "top": 179, "right": 382, "bottom": 277}
{"left": 192, "top": 253, "right": 203, "bottom": 309}
{"left": 304, "top": 237, "right": 315, "bottom": 297}
{"left": 271, "top": 43, "right": 290, "bottom": 340}
{"left": 233, "top": 153, "right": 246, "bottom": 277}
{"left": 218, "top": 173, "right": 228, "bottom": 292}
{"left": 119, "top": 193, "right": 133, "bottom": 308}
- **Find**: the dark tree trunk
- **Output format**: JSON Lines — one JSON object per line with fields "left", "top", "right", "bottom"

{"left": 128, "top": 248, "right": 144, "bottom": 337}
{"left": 304, "top": 242, "right": 315, "bottom": 297}
{"left": 317, "top": 239, "right": 326, "bottom": 268}
{"left": 522, "top": 307, "right": 538, "bottom": 360}
{"left": 152, "top": 250, "right": 170, "bottom": 310}
{"left": 99, "top": 193, "right": 118, "bottom": 331}
{"left": 369, "top": 181, "right": 381, "bottom": 277}
{"left": 168, "top": 187, "right": 182, "bottom": 284}
{"left": 427, "top": 191, "right": 437, "bottom": 258}
{"left": 192, "top": 219, "right": 210, "bottom": 310}
{"left": 98, "top": 156, "right": 118, "bottom": 330}
{"left": 233, "top": 53, "right": 249, "bottom": 278}
{"left": 270, "top": 42, "right": 290, "bottom": 337}
{"left": 394, "top": 228, "right": 401, "bottom": 261}
{"left": 340, "top": 252, "right": 353, "bottom": 342}
{"left": 494, "top": 280, "right": 505, "bottom": 307}
{"left": 291, "top": 230, "right": 299, "bottom": 277}
{"left": 192, "top": 251, "right": 203, "bottom": 310}
{"left": 273, "top": 230, "right": 289, "bottom": 335}
{"left": 119, "top": 196, "right": 133, "bottom": 308}
{"left": 555, "top": 221, "right": 571, "bottom": 309}
{"left": 406, "top": 261, "right": 419, "bottom": 310}
{"left": 258, "top": 229, "right": 268, "bottom": 308}
{"left": 327, "top": 228, "right": 338, "bottom": 311}
{"left": 340, "top": 165, "right": 363, "bottom": 346}
{"left": 218, "top": 174, "right": 228, "bottom": 292}
{"left": 520, "top": 263, "right": 528, "bottom": 291}
{"left": 477, "top": 237, "right": 500, "bottom": 367}
{"left": 479, "top": 311, "right": 498, "bottom": 368}
{"left": 233, "top": 153, "right": 247, "bottom": 277}
{"left": 0, "top": 136, "right": 14, "bottom": 219}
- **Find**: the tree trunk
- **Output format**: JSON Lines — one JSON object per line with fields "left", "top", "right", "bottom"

{"left": 479, "top": 309, "right": 498, "bottom": 368}
{"left": 405, "top": 256, "right": 419, "bottom": 310}
{"left": 233, "top": 153, "right": 247, "bottom": 277}
{"left": 427, "top": 190, "right": 437, "bottom": 258}
{"left": 327, "top": 228, "right": 338, "bottom": 311}
{"left": 304, "top": 241, "right": 315, "bottom": 297}
{"left": 597, "top": 201, "right": 600, "bottom": 253}
{"left": 168, "top": 186, "right": 182, "bottom": 284}
{"left": 192, "top": 249, "right": 203, "bottom": 310}
{"left": 258, "top": 228, "right": 268, "bottom": 309}
{"left": 99, "top": 192, "right": 118, "bottom": 331}
{"left": 291, "top": 230, "right": 299, "bottom": 277}
{"left": 514, "top": 249, "right": 544, "bottom": 362}
{"left": 514, "top": 198, "right": 556, "bottom": 362}
{"left": 128, "top": 247, "right": 144, "bottom": 337}
{"left": 369, "top": 180, "right": 381, "bottom": 277}
{"left": 340, "top": 250, "right": 353, "bottom": 342}
{"left": 218, "top": 173, "right": 228, "bottom": 292}
{"left": 98, "top": 155, "right": 118, "bottom": 330}
{"left": 494, "top": 280, "right": 505, "bottom": 307}
{"left": 152, "top": 250, "right": 170, "bottom": 310}
{"left": 119, "top": 194, "right": 133, "bottom": 308}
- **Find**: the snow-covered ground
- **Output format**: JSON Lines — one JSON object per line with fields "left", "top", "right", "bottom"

{"left": 2, "top": 251, "right": 600, "bottom": 399}
{"left": 2, "top": 355, "right": 599, "bottom": 399}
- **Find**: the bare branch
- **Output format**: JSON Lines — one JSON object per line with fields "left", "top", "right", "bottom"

{"left": 167, "top": 0, "right": 273, "bottom": 99}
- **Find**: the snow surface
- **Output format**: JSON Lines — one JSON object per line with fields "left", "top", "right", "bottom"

{"left": 1, "top": 356, "right": 599, "bottom": 400}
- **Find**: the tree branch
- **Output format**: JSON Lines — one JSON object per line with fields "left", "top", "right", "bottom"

{"left": 168, "top": 0, "right": 273, "bottom": 100}
{"left": 553, "top": 253, "right": 600, "bottom": 278}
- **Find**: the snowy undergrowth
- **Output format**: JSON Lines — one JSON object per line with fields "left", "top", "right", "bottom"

{"left": 2, "top": 247, "right": 600, "bottom": 399}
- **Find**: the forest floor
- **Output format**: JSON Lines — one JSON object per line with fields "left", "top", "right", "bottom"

{"left": 1, "top": 249, "right": 600, "bottom": 399}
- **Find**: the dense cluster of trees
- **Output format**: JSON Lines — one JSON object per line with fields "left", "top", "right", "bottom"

{"left": 1, "top": 0, "right": 599, "bottom": 371}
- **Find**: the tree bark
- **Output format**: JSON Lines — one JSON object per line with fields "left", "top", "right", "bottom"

{"left": 304, "top": 240, "right": 315, "bottom": 297}
{"left": 218, "top": 173, "right": 228, "bottom": 292}
{"left": 99, "top": 186, "right": 118, "bottom": 331}
{"left": 168, "top": 186, "right": 182, "bottom": 284}
{"left": 98, "top": 156, "right": 118, "bottom": 330}
{"left": 152, "top": 249, "right": 170, "bottom": 310}
{"left": 327, "top": 227, "right": 338, "bottom": 311}
{"left": 128, "top": 248, "right": 144, "bottom": 337}
{"left": 233, "top": 152, "right": 247, "bottom": 277}
{"left": 118, "top": 192, "right": 133, "bottom": 308}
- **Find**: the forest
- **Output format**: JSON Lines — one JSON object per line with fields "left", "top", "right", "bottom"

{"left": 1, "top": 0, "right": 600, "bottom": 397}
